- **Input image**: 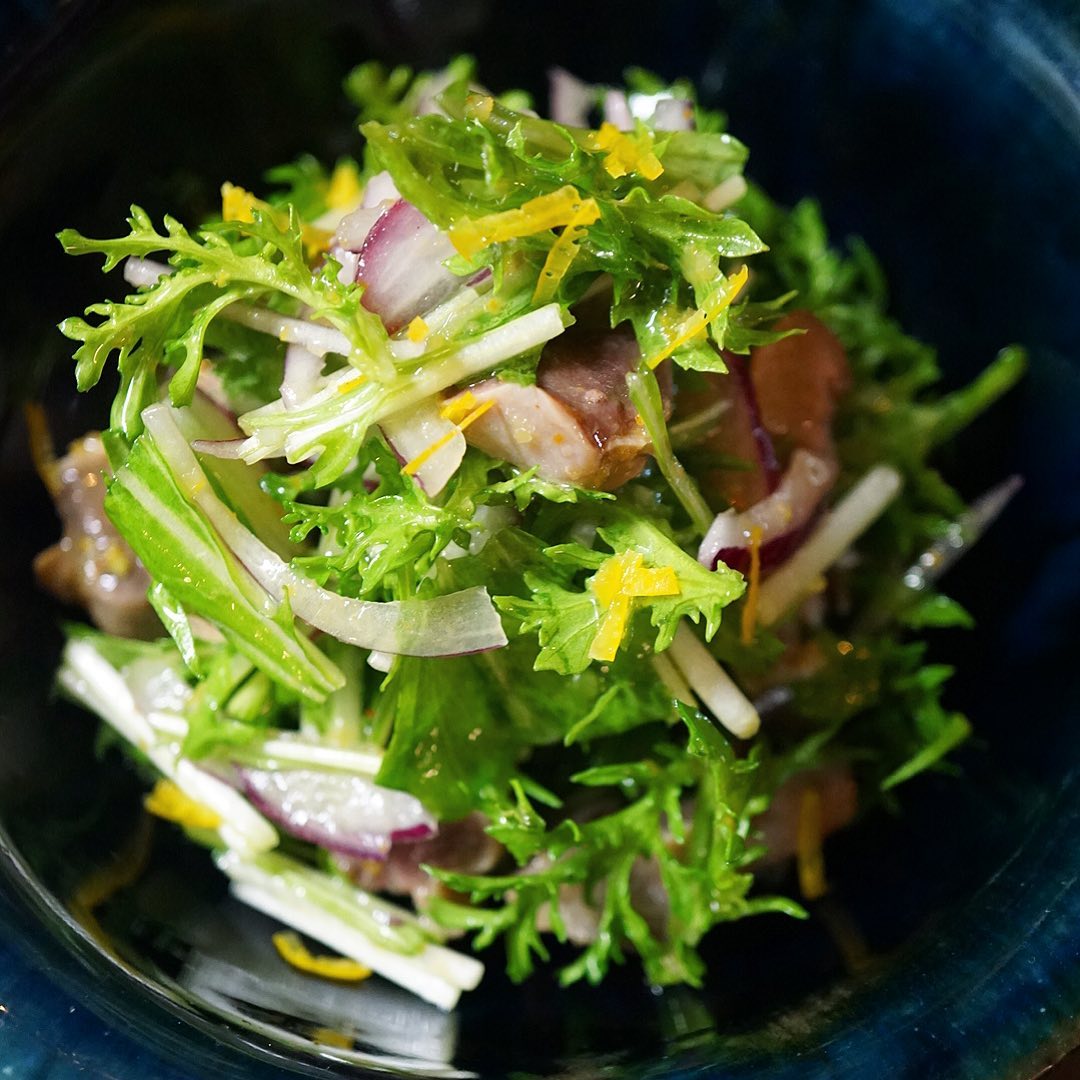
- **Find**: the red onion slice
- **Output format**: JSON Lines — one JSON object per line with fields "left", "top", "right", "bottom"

{"left": 356, "top": 200, "right": 463, "bottom": 334}
{"left": 698, "top": 449, "right": 838, "bottom": 574}
{"left": 728, "top": 352, "right": 781, "bottom": 492}
{"left": 240, "top": 767, "right": 436, "bottom": 861}
{"left": 380, "top": 399, "right": 465, "bottom": 497}
{"left": 603, "top": 89, "right": 633, "bottom": 130}
{"left": 549, "top": 67, "right": 595, "bottom": 127}
{"left": 465, "top": 265, "right": 493, "bottom": 288}
{"left": 190, "top": 438, "right": 246, "bottom": 459}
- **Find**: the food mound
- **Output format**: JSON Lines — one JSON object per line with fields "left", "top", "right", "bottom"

{"left": 38, "top": 59, "right": 1023, "bottom": 1010}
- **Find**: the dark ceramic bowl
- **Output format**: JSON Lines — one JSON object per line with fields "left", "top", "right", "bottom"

{"left": 1, "top": 1, "right": 1079, "bottom": 1076}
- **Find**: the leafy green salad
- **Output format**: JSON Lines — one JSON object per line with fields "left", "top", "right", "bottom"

{"left": 40, "top": 59, "right": 1023, "bottom": 1010}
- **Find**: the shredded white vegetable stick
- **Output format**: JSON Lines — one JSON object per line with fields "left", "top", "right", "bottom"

{"left": 666, "top": 622, "right": 760, "bottom": 739}
{"left": 219, "top": 854, "right": 484, "bottom": 1010}
{"left": 650, "top": 651, "right": 695, "bottom": 706}
{"left": 757, "top": 465, "right": 903, "bottom": 627}
{"left": 59, "top": 640, "right": 278, "bottom": 856}
{"left": 123, "top": 257, "right": 415, "bottom": 362}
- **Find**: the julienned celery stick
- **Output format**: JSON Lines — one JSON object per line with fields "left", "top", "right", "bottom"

{"left": 51, "top": 57, "right": 1024, "bottom": 1006}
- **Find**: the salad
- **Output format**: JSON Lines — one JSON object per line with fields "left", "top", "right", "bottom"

{"left": 35, "top": 59, "right": 1024, "bottom": 1011}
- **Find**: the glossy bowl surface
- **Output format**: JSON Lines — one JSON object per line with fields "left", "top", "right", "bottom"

{"left": 1, "top": 1, "right": 1079, "bottom": 1076}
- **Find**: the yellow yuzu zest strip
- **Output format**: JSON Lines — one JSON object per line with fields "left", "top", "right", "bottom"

{"left": 449, "top": 185, "right": 595, "bottom": 259}
{"left": 300, "top": 225, "right": 333, "bottom": 259}
{"left": 796, "top": 786, "right": 828, "bottom": 901}
{"left": 449, "top": 398, "right": 495, "bottom": 434}
{"left": 588, "top": 551, "right": 681, "bottom": 662}
{"left": 740, "top": 524, "right": 764, "bottom": 644}
{"left": 402, "top": 399, "right": 495, "bottom": 476}
{"left": 337, "top": 374, "right": 366, "bottom": 395}
{"left": 327, "top": 161, "right": 363, "bottom": 210}
{"left": 646, "top": 264, "right": 750, "bottom": 369}
{"left": 272, "top": 931, "right": 372, "bottom": 982}
{"left": 221, "top": 181, "right": 329, "bottom": 260}
{"left": 312, "top": 1028, "right": 354, "bottom": 1049}
{"left": 402, "top": 429, "right": 459, "bottom": 477}
{"left": 465, "top": 93, "right": 495, "bottom": 121}
{"left": 221, "top": 181, "right": 264, "bottom": 223}
{"left": 144, "top": 778, "right": 222, "bottom": 831}
{"left": 532, "top": 197, "right": 601, "bottom": 304}
{"left": 439, "top": 390, "right": 479, "bottom": 424}
{"left": 589, "top": 595, "right": 631, "bottom": 663}
{"left": 583, "top": 122, "right": 664, "bottom": 181}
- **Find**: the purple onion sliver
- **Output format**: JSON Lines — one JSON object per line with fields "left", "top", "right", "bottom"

{"left": 715, "top": 518, "right": 816, "bottom": 576}
{"left": 390, "top": 823, "right": 438, "bottom": 844}
{"left": 728, "top": 352, "right": 781, "bottom": 491}
{"left": 465, "top": 266, "right": 493, "bottom": 288}
{"left": 238, "top": 766, "right": 438, "bottom": 861}
{"left": 356, "top": 199, "right": 462, "bottom": 333}
{"left": 191, "top": 438, "right": 245, "bottom": 459}
{"left": 698, "top": 449, "right": 837, "bottom": 573}
{"left": 249, "top": 809, "right": 394, "bottom": 861}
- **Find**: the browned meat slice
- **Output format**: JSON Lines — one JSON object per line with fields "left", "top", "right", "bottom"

{"left": 750, "top": 310, "right": 852, "bottom": 459}
{"left": 675, "top": 362, "right": 774, "bottom": 513}
{"left": 674, "top": 311, "right": 850, "bottom": 514}
{"left": 456, "top": 381, "right": 603, "bottom": 487}
{"left": 458, "top": 325, "right": 671, "bottom": 491}
{"left": 341, "top": 812, "right": 503, "bottom": 912}
{"left": 34, "top": 433, "right": 158, "bottom": 639}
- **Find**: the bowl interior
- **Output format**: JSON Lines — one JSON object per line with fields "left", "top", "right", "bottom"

{"left": 1, "top": 1, "right": 1079, "bottom": 1076}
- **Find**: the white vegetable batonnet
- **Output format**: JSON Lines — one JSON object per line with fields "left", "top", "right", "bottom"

{"left": 248, "top": 735, "right": 383, "bottom": 777}
{"left": 235, "top": 302, "right": 568, "bottom": 467}
{"left": 756, "top": 465, "right": 903, "bottom": 626}
{"left": 217, "top": 851, "right": 484, "bottom": 1011}
{"left": 143, "top": 404, "right": 509, "bottom": 657}
{"left": 665, "top": 622, "right": 761, "bottom": 740}
{"left": 280, "top": 343, "right": 325, "bottom": 412}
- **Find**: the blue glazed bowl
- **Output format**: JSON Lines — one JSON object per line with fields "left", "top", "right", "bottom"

{"left": 1, "top": 0, "right": 1078, "bottom": 1075}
